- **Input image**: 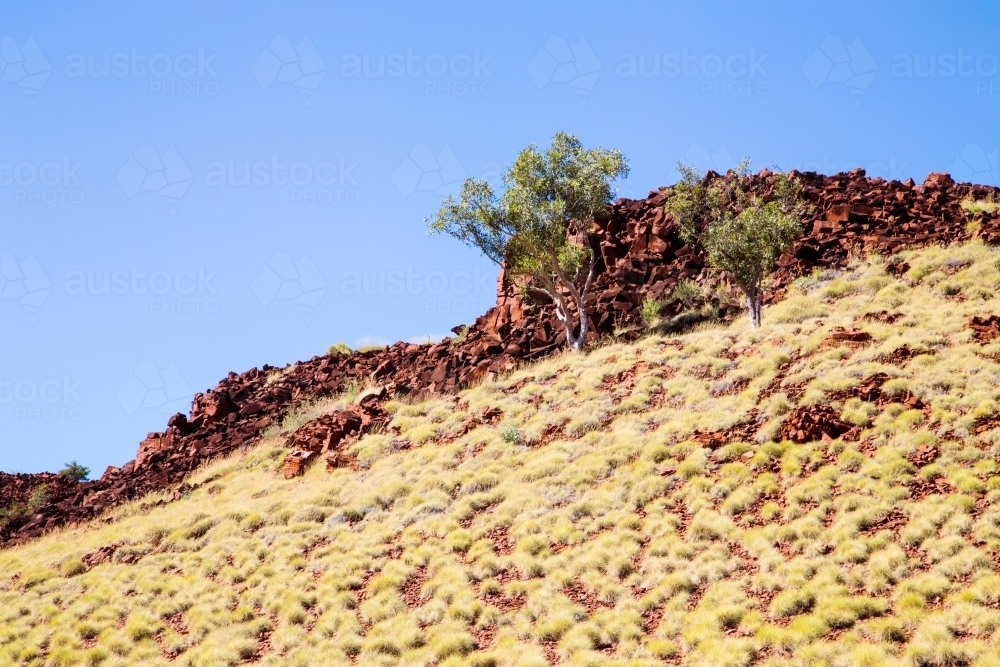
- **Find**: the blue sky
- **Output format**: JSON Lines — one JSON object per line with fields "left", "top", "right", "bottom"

{"left": 2, "top": 1, "right": 998, "bottom": 473}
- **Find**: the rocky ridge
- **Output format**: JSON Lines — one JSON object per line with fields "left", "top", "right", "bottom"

{"left": 2, "top": 168, "right": 998, "bottom": 546}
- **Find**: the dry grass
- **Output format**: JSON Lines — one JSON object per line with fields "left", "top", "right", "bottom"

{"left": 5, "top": 242, "right": 1000, "bottom": 666}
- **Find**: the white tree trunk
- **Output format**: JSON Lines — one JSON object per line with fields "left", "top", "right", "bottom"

{"left": 550, "top": 290, "right": 578, "bottom": 350}
{"left": 556, "top": 252, "right": 595, "bottom": 350}
{"left": 744, "top": 285, "right": 763, "bottom": 328}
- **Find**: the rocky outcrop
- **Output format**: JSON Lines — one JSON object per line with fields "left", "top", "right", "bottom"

{"left": 3, "top": 169, "right": 999, "bottom": 546}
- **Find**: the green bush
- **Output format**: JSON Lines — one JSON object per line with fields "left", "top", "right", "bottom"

{"left": 639, "top": 297, "right": 666, "bottom": 329}
{"left": 671, "top": 279, "right": 702, "bottom": 306}
{"left": 327, "top": 342, "right": 352, "bottom": 355}
{"left": 664, "top": 159, "right": 807, "bottom": 328}
{"left": 60, "top": 461, "right": 90, "bottom": 481}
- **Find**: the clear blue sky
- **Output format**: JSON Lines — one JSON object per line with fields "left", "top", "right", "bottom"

{"left": 2, "top": 1, "right": 998, "bottom": 473}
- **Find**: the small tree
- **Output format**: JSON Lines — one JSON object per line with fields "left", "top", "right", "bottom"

{"left": 665, "top": 160, "right": 805, "bottom": 328}
{"left": 60, "top": 461, "right": 90, "bottom": 481}
{"left": 429, "top": 133, "right": 628, "bottom": 349}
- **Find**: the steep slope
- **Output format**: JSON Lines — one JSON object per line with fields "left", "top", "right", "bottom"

{"left": 4, "top": 169, "right": 1000, "bottom": 546}
{"left": 4, "top": 242, "right": 1000, "bottom": 667}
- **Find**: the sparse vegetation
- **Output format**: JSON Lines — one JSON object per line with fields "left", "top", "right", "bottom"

{"left": 961, "top": 195, "right": 1000, "bottom": 235}
{"left": 327, "top": 341, "right": 352, "bottom": 355}
{"left": 1, "top": 485, "right": 51, "bottom": 529}
{"left": 961, "top": 195, "right": 1000, "bottom": 217}
{"left": 429, "top": 132, "right": 629, "bottom": 350}
{"left": 5, "top": 242, "right": 1000, "bottom": 666}
{"left": 59, "top": 461, "right": 90, "bottom": 481}
{"left": 665, "top": 160, "right": 807, "bottom": 328}
{"left": 671, "top": 278, "right": 703, "bottom": 308}
{"left": 640, "top": 280, "right": 706, "bottom": 332}
{"left": 639, "top": 297, "right": 666, "bottom": 330}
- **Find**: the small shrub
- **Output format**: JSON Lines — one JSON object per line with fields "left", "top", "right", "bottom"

{"left": 124, "top": 610, "right": 161, "bottom": 641}
{"left": 60, "top": 558, "right": 87, "bottom": 577}
{"left": 671, "top": 278, "right": 702, "bottom": 306}
{"left": 499, "top": 423, "right": 523, "bottom": 445}
{"left": 327, "top": 342, "right": 352, "bottom": 355}
{"left": 185, "top": 517, "right": 218, "bottom": 539}
{"left": 59, "top": 461, "right": 90, "bottom": 481}
{"left": 640, "top": 297, "right": 666, "bottom": 329}
{"left": 961, "top": 196, "right": 1000, "bottom": 216}
{"left": 771, "top": 588, "right": 815, "bottom": 617}
{"left": 291, "top": 506, "right": 328, "bottom": 524}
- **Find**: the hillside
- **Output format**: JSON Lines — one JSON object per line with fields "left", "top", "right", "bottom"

{"left": 5, "top": 169, "right": 1000, "bottom": 546}
{"left": 5, "top": 242, "right": 1000, "bottom": 667}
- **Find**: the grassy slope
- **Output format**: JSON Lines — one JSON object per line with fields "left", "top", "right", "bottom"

{"left": 5, "top": 242, "right": 1000, "bottom": 667}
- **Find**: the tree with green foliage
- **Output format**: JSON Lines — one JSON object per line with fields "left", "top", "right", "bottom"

{"left": 59, "top": 461, "right": 90, "bottom": 481}
{"left": 665, "top": 160, "right": 806, "bottom": 328}
{"left": 428, "top": 133, "right": 629, "bottom": 350}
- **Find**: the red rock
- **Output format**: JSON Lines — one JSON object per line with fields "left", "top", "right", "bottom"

{"left": 283, "top": 451, "right": 317, "bottom": 479}
{"left": 968, "top": 315, "right": 1000, "bottom": 343}
{"left": 5, "top": 168, "right": 1000, "bottom": 547}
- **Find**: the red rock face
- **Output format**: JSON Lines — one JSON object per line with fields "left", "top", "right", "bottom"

{"left": 2, "top": 169, "right": 998, "bottom": 546}
{"left": 282, "top": 451, "right": 317, "bottom": 479}
{"left": 968, "top": 315, "right": 1000, "bottom": 343}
